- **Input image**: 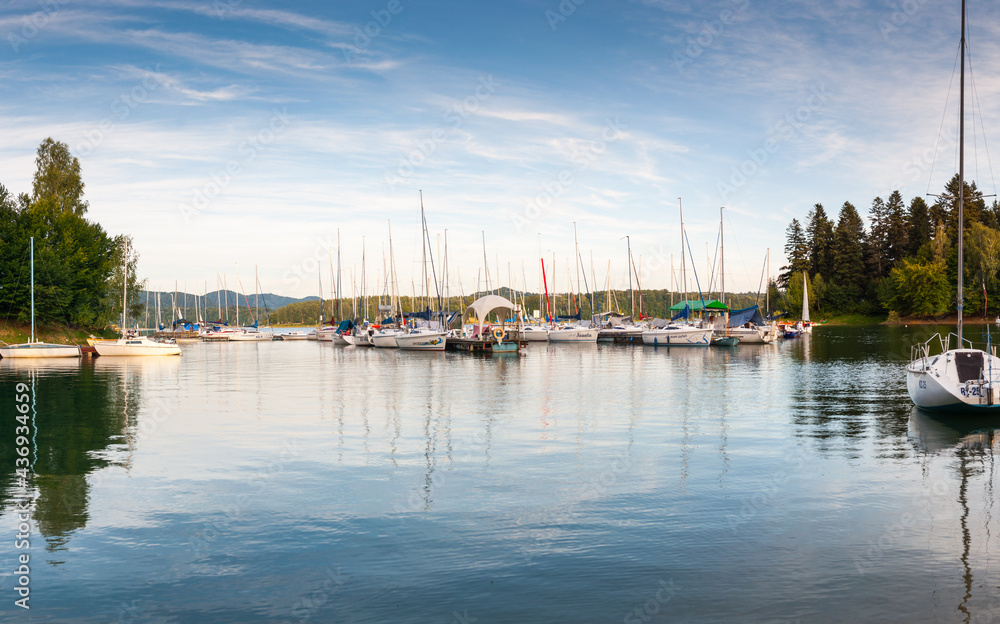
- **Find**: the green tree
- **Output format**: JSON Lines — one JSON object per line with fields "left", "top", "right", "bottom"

{"left": 907, "top": 196, "right": 932, "bottom": 258}
{"left": 884, "top": 258, "right": 951, "bottom": 316}
{"left": 806, "top": 204, "right": 835, "bottom": 278}
{"left": 779, "top": 218, "right": 809, "bottom": 288}
{"left": 965, "top": 222, "right": 1000, "bottom": 318}
{"left": 31, "top": 138, "right": 88, "bottom": 215}
{"left": 832, "top": 201, "right": 867, "bottom": 302}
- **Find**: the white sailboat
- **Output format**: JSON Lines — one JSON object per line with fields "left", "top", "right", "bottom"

{"left": 0, "top": 237, "right": 82, "bottom": 358}
{"left": 94, "top": 238, "right": 181, "bottom": 357}
{"left": 906, "top": 0, "right": 1000, "bottom": 413}
{"left": 396, "top": 192, "right": 447, "bottom": 351}
{"left": 797, "top": 271, "right": 813, "bottom": 334}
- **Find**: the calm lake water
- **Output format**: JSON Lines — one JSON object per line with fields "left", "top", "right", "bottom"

{"left": 2, "top": 325, "right": 1000, "bottom": 623}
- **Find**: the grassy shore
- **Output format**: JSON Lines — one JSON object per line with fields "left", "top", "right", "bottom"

{"left": 0, "top": 322, "right": 117, "bottom": 346}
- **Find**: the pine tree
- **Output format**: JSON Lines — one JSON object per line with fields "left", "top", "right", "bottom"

{"left": 779, "top": 218, "right": 809, "bottom": 288}
{"left": 832, "top": 201, "right": 867, "bottom": 300}
{"left": 907, "top": 196, "right": 932, "bottom": 257}
{"left": 806, "top": 204, "right": 835, "bottom": 278}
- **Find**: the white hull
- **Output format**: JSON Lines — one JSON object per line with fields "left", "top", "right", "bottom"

{"left": 521, "top": 326, "right": 550, "bottom": 342}
{"left": 642, "top": 327, "right": 713, "bottom": 346}
{"left": 353, "top": 332, "right": 375, "bottom": 347}
{"left": 0, "top": 342, "right": 82, "bottom": 358}
{"left": 229, "top": 331, "right": 272, "bottom": 341}
{"left": 94, "top": 337, "right": 182, "bottom": 356}
{"left": 395, "top": 331, "right": 447, "bottom": 351}
{"left": 372, "top": 330, "right": 402, "bottom": 348}
{"left": 281, "top": 332, "right": 312, "bottom": 340}
{"left": 907, "top": 348, "right": 1000, "bottom": 412}
{"left": 548, "top": 327, "right": 598, "bottom": 343}
{"left": 722, "top": 327, "right": 772, "bottom": 344}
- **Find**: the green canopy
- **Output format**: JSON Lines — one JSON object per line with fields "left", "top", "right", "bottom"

{"left": 668, "top": 299, "right": 728, "bottom": 312}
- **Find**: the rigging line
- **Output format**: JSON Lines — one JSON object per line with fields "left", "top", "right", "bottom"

{"left": 927, "top": 42, "right": 963, "bottom": 197}
{"left": 966, "top": 46, "right": 998, "bottom": 198}
{"left": 0, "top": 242, "right": 29, "bottom": 332}
{"left": 724, "top": 211, "right": 753, "bottom": 289}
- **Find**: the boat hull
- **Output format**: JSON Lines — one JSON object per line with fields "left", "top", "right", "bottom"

{"left": 642, "top": 327, "right": 713, "bottom": 346}
{"left": 0, "top": 343, "right": 82, "bottom": 358}
{"left": 548, "top": 328, "right": 598, "bottom": 343}
{"left": 395, "top": 332, "right": 447, "bottom": 351}
{"left": 372, "top": 332, "right": 401, "bottom": 348}
{"left": 94, "top": 338, "right": 182, "bottom": 356}
{"left": 907, "top": 349, "right": 1000, "bottom": 413}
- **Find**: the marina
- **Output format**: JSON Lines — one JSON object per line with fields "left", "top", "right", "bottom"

{"left": 2, "top": 325, "right": 999, "bottom": 623}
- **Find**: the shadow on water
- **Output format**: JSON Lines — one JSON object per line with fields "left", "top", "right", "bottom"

{"left": 0, "top": 357, "right": 160, "bottom": 558}
{"left": 908, "top": 408, "right": 1000, "bottom": 624}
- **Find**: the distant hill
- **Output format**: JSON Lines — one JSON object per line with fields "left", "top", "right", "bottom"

{"left": 140, "top": 290, "right": 318, "bottom": 313}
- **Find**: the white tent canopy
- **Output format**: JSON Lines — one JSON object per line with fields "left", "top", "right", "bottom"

{"left": 464, "top": 295, "right": 517, "bottom": 325}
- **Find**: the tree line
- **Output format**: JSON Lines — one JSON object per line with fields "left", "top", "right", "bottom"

{"left": 779, "top": 175, "right": 1000, "bottom": 319}
{"left": 0, "top": 139, "right": 140, "bottom": 330}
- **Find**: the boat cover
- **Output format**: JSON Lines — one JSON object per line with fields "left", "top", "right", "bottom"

{"left": 728, "top": 305, "right": 766, "bottom": 328}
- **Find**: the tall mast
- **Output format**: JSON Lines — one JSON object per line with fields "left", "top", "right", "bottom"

{"left": 482, "top": 231, "right": 490, "bottom": 295}
{"left": 361, "top": 236, "right": 366, "bottom": 322}
{"left": 122, "top": 238, "right": 128, "bottom": 336}
{"left": 574, "top": 222, "right": 581, "bottom": 312}
{"left": 337, "top": 229, "right": 342, "bottom": 322}
{"left": 957, "top": 0, "right": 966, "bottom": 342}
{"left": 679, "top": 197, "right": 687, "bottom": 306}
{"left": 626, "top": 235, "right": 634, "bottom": 318}
{"left": 720, "top": 206, "right": 725, "bottom": 306}
{"left": 29, "top": 237, "right": 35, "bottom": 343}
{"left": 318, "top": 261, "right": 324, "bottom": 324}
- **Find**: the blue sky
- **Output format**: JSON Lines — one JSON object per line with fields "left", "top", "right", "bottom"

{"left": 2, "top": 0, "right": 1000, "bottom": 300}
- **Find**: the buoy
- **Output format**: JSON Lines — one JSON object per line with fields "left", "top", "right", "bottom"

{"left": 492, "top": 327, "right": 504, "bottom": 343}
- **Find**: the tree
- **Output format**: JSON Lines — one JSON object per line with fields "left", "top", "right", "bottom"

{"left": 885, "top": 190, "right": 908, "bottom": 270}
{"left": 31, "top": 137, "right": 88, "bottom": 215}
{"left": 884, "top": 258, "right": 951, "bottom": 316}
{"left": 906, "top": 196, "right": 932, "bottom": 258}
{"left": 779, "top": 218, "right": 809, "bottom": 288}
{"left": 965, "top": 222, "right": 1000, "bottom": 318}
{"left": 868, "top": 196, "right": 889, "bottom": 277}
{"left": 832, "top": 201, "right": 867, "bottom": 300}
{"left": 806, "top": 204, "right": 835, "bottom": 278}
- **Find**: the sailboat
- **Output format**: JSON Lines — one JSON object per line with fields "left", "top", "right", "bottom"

{"left": 0, "top": 237, "right": 82, "bottom": 358}
{"left": 94, "top": 238, "right": 182, "bottom": 356}
{"left": 906, "top": 0, "right": 1000, "bottom": 412}
{"left": 796, "top": 271, "right": 813, "bottom": 334}
{"left": 395, "top": 192, "right": 448, "bottom": 351}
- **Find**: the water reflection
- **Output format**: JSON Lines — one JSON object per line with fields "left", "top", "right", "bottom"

{"left": 909, "top": 408, "right": 1000, "bottom": 624}
{"left": 0, "top": 357, "right": 167, "bottom": 559}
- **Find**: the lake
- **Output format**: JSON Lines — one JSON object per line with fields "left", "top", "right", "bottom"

{"left": 2, "top": 325, "right": 999, "bottom": 623}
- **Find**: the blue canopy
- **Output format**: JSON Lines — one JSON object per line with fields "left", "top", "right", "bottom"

{"left": 337, "top": 319, "right": 355, "bottom": 333}
{"left": 728, "top": 305, "right": 766, "bottom": 328}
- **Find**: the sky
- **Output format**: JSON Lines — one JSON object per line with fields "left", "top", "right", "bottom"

{"left": 3, "top": 0, "right": 1000, "bottom": 300}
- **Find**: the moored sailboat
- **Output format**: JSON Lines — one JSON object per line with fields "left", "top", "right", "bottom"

{"left": 906, "top": 0, "right": 1000, "bottom": 412}
{"left": 0, "top": 237, "right": 82, "bottom": 359}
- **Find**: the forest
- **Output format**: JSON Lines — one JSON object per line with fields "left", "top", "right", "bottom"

{"left": 779, "top": 175, "right": 1000, "bottom": 320}
{"left": 0, "top": 138, "right": 140, "bottom": 330}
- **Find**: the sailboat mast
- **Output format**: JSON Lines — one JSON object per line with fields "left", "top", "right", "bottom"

{"left": 122, "top": 238, "right": 128, "bottom": 336}
{"left": 29, "top": 237, "right": 35, "bottom": 343}
{"left": 679, "top": 197, "right": 687, "bottom": 306}
{"left": 720, "top": 206, "right": 725, "bottom": 306}
{"left": 957, "top": 0, "right": 967, "bottom": 342}
{"left": 337, "top": 229, "right": 342, "bottom": 322}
